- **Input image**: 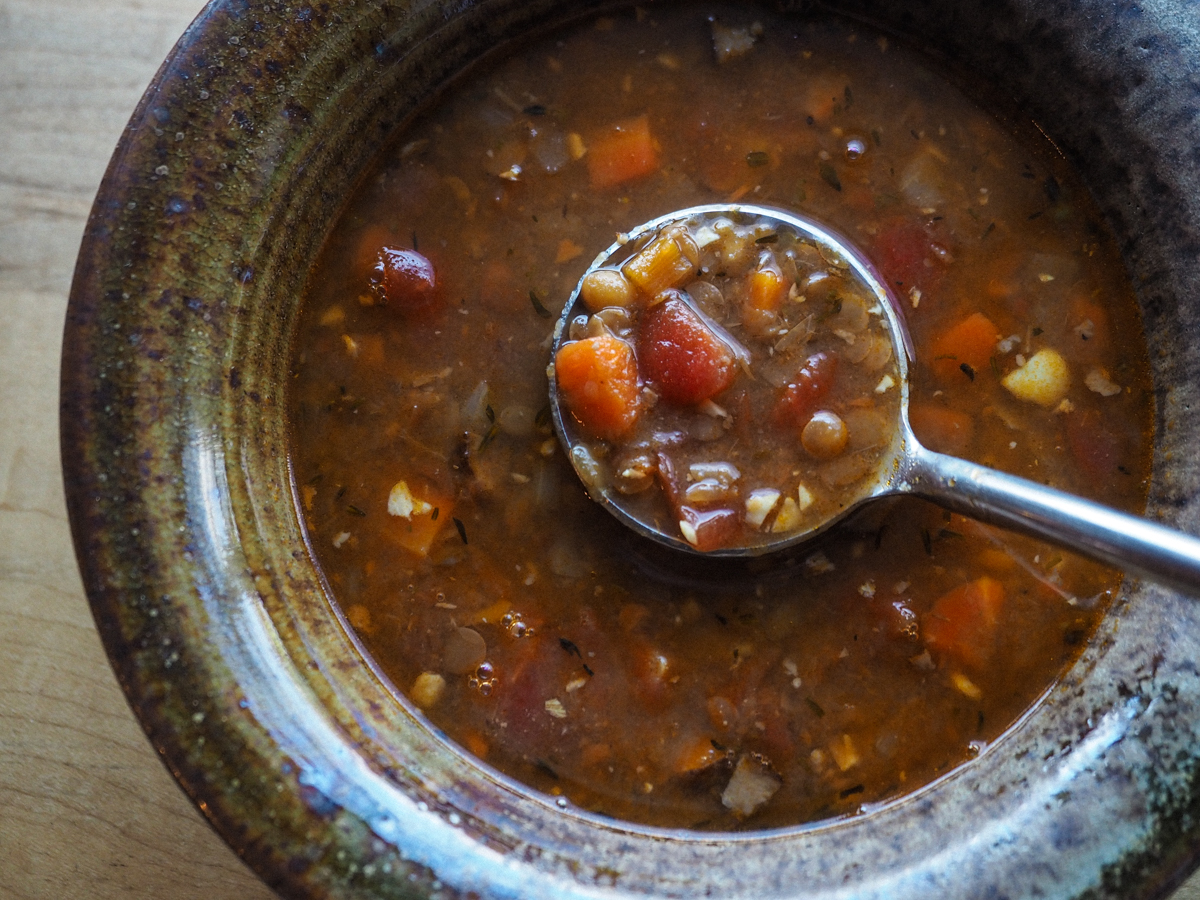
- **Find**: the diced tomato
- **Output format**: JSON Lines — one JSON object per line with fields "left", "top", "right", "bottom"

{"left": 587, "top": 115, "right": 660, "bottom": 189}
{"left": 773, "top": 352, "right": 837, "bottom": 429}
{"left": 922, "top": 576, "right": 1005, "bottom": 670}
{"left": 1066, "top": 408, "right": 1123, "bottom": 481}
{"left": 637, "top": 292, "right": 737, "bottom": 405}
{"left": 678, "top": 505, "right": 741, "bottom": 551}
{"left": 653, "top": 451, "right": 742, "bottom": 550}
{"left": 872, "top": 216, "right": 949, "bottom": 305}
{"left": 489, "top": 638, "right": 559, "bottom": 755}
{"left": 554, "top": 334, "right": 641, "bottom": 440}
{"left": 368, "top": 246, "right": 439, "bottom": 313}
{"left": 929, "top": 312, "right": 1002, "bottom": 381}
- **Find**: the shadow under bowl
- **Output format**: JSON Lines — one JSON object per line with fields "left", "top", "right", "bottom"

{"left": 61, "top": 1, "right": 1200, "bottom": 898}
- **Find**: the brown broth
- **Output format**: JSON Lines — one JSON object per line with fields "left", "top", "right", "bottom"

{"left": 288, "top": 3, "right": 1153, "bottom": 830}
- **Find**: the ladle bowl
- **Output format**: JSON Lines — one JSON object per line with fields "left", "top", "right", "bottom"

{"left": 550, "top": 204, "right": 1200, "bottom": 594}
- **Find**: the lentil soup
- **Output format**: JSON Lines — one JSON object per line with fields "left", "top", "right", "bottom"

{"left": 289, "top": 3, "right": 1153, "bottom": 830}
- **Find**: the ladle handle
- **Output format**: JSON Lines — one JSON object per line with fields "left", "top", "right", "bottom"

{"left": 905, "top": 444, "right": 1200, "bottom": 596}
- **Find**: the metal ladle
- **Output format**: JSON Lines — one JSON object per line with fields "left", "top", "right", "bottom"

{"left": 549, "top": 204, "right": 1200, "bottom": 594}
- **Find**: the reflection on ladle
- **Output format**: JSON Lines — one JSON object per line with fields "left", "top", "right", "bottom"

{"left": 549, "top": 204, "right": 1200, "bottom": 594}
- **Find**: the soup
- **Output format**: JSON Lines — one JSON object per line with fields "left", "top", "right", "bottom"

{"left": 288, "top": 2, "right": 1152, "bottom": 829}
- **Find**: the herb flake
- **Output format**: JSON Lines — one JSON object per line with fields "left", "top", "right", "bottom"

{"left": 819, "top": 161, "right": 842, "bottom": 191}
{"left": 529, "top": 290, "right": 552, "bottom": 319}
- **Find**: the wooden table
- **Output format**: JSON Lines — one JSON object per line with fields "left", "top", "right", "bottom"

{"left": 1, "top": 2, "right": 1198, "bottom": 898}
{"left": 0, "top": 1, "right": 276, "bottom": 896}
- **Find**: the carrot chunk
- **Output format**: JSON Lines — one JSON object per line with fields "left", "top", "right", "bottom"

{"left": 588, "top": 115, "right": 659, "bottom": 189}
{"left": 389, "top": 489, "right": 451, "bottom": 558}
{"left": 638, "top": 292, "right": 736, "bottom": 405}
{"left": 747, "top": 256, "right": 789, "bottom": 314}
{"left": 929, "top": 312, "right": 1002, "bottom": 381}
{"left": 622, "top": 227, "right": 698, "bottom": 299}
{"left": 909, "top": 403, "right": 974, "bottom": 456}
{"left": 555, "top": 334, "right": 641, "bottom": 440}
{"left": 743, "top": 253, "right": 789, "bottom": 335}
{"left": 922, "top": 576, "right": 1005, "bottom": 670}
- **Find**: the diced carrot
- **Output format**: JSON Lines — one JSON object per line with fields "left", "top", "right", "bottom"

{"left": 675, "top": 736, "right": 723, "bottom": 773}
{"left": 554, "top": 333, "right": 641, "bottom": 440}
{"left": 743, "top": 254, "right": 789, "bottom": 336}
{"left": 637, "top": 293, "right": 736, "bottom": 405}
{"left": 390, "top": 491, "right": 451, "bottom": 558}
{"left": 748, "top": 256, "right": 789, "bottom": 313}
{"left": 804, "top": 75, "right": 845, "bottom": 125}
{"left": 471, "top": 598, "right": 512, "bottom": 625}
{"left": 588, "top": 115, "right": 660, "bottom": 189}
{"left": 345, "top": 604, "right": 373, "bottom": 633}
{"left": 922, "top": 576, "right": 1005, "bottom": 670}
{"left": 978, "top": 549, "right": 1018, "bottom": 573}
{"left": 929, "top": 312, "right": 1002, "bottom": 381}
{"left": 462, "top": 730, "right": 489, "bottom": 760}
{"left": 909, "top": 403, "right": 974, "bottom": 456}
{"left": 622, "top": 228, "right": 698, "bottom": 299}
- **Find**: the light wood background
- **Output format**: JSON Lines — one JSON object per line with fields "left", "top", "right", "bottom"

{"left": 2, "top": 1, "right": 1198, "bottom": 898}
{"left": 0, "top": 1, "right": 276, "bottom": 897}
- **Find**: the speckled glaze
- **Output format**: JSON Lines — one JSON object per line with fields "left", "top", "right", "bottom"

{"left": 61, "top": 1, "right": 1200, "bottom": 898}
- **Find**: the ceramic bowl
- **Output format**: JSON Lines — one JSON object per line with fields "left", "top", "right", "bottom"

{"left": 61, "top": 1, "right": 1200, "bottom": 897}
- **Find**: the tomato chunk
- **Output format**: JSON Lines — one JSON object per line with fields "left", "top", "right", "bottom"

{"left": 638, "top": 292, "right": 737, "bottom": 405}
{"left": 368, "top": 246, "right": 439, "bottom": 313}
{"left": 922, "top": 576, "right": 1005, "bottom": 670}
{"left": 555, "top": 334, "right": 641, "bottom": 440}
{"left": 773, "top": 352, "right": 837, "bottom": 429}
{"left": 872, "top": 216, "right": 948, "bottom": 304}
{"left": 678, "top": 505, "right": 741, "bottom": 551}
{"left": 1067, "top": 408, "right": 1123, "bottom": 481}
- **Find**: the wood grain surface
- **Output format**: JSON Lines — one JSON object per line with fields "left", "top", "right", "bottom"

{"left": 1, "top": 1, "right": 1198, "bottom": 898}
{"left": 0, "top": 1, "right": 276, "bottom": 897}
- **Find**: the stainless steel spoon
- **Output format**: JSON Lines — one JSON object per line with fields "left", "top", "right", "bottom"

{"left": 549, "top": 204, "right": 1200, "bottom": 594}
